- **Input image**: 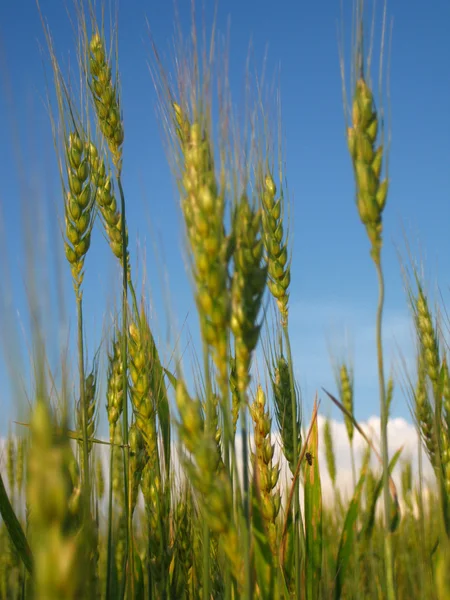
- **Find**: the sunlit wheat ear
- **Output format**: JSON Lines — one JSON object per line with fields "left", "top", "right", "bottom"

{"left": 209, "top": 391, "right": 225, "bottom": 473}
{"left": 171, "top": 494, "right": 194, "bottom": 598}
{"left": 173, "top": 103, "right": 230, "bottom": 392}
{"left": 88, "top": 32, "right": 124, "bottom": 173}
{"left": 250, "top": 385, "right": 281, "bottom": 555}
{"left": 128, "top": 310, "right": 158, "bottom": 459}
{"left": 64, "top": 131, "right": 96, "bottom": 294}
{"left": 272, "top": 354, "right": 301, "bottom": 475}
{"left": 338, "top": 363, "right": 354, "bottom": 443}
{"left": 141, "top": 462, "right": 171, "bottom": 595}
{"left": 401, "top": 460, "right": 413, "bottom": 512}
{"left": 443, "top": 358, "right": 450, "bottom": 430}
{"left": 128, "top": 424, "right": 148, "bottom": 516}
{"left": 441, "top": 359, "right": 450, "bottom": 495}
{"left": 0, "top": 529, "right": 16, "bottom": 595}
{"left": 76, "top": 358, "right": 98, "bottom": 462}
{"left": 27, "top": 401, "right": 89, "bottom": 598}
{"left": 414, "top": 285, "right": 440, "bottom": 387}
{"left": 175, "top": 381, "right": 221, "bottom": 487}
{"left": 323, "top": 417, "right": 337, "bottom": 488}
{"left": 261, "top": 173, "right": 290, "bottom": 326}
{"left": 347, "top": 77, "right": 388, "bottom": 264}
{"left": 89, "top": 142, "right": 129, "bottom": 268}
{"left": 186, "top": 509, "right": 203, "bottom": 596}
{"left": 95, "top": 454, "right": 105, "bottom": 502}
{"left": 410, "top": 282, "right": 447, "bottom": 482}
{"left": 231, "top": 193, "right": 267, "bottom": 394}
{"left": 114, "top": 514, "right": 127, "bottom": 586}
{"left": 364, "top": 465, "right": 376, "bottom": 509}
{"left": 175, "top": 379, "right": 204, "bottom": 456}
{"left": 175, "top": 380, "right": 243, "bottom": 585}
{"left": 414, "top": 352, "right": 437, "bottom": 467}
{"left": 106, "top": 332, "right": 124, "bottom": 442}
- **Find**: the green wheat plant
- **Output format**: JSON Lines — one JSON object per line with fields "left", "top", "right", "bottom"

{"left": 0, "top": 1, "right": 449, "bottom": 600}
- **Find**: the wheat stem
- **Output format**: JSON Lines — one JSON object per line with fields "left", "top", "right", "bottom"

{"left": 76, "top": 292, "right": 91, "bottom": 514}
{"left": 116, "top": 173, "right": 133, "bottom": 600}
{"left": 240, "top": 391, "right": 252, "bottom": 599}
{"left": 106, "top": 425, "right": 115, "bottom": 599}
{"left": 282, "top": 325, "right": 302, "bottom": 598}
{"left": 350, "top": 442, "right": 356, "bottom": 490}
{"left": 202, "top": 342, "right": 212, "bottom": 600}
{"left": 375, "top": 259, "right": 395, "bottom": 600}
{"left": 129, "top": 280, "right": 140, "bottom": 321}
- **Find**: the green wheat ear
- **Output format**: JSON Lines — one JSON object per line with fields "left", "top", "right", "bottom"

{"left": 347, "top": 76, "right": 388, "bottom": 264}
{"left": 89, "top": 142, "right": 129, "bottom": 267}
{"left": 64, "top": 131, "right": 96, "bottom": 293}
{"left": 89, "top": 32, "right": 124, "bottom": 173}
{"left": 323, "top": 418, "right": 336, "bottom": 488}
{"left": 27, "top": 401, "right": 92, "bottom": 597}
{"left": 272, "top": 353, "right": 301, "bottom": 476}
{"left": 172, "top": 102, "right": 230, "bottom": 394}
{"left": 261, "top": 173, "right": 290, "bottom": 326}
{"left": 106, "top": 331, "right": 124, "bottom": 442}
{"left": 250, "top": 385, "right": 281, "bottom": 556}
{"left": 231, "top": 192, "right": 267, "bottom": 394}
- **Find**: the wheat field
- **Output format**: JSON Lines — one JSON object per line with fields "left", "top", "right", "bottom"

{"left": 0, "top": 1, "right": 449, "bottom": 598}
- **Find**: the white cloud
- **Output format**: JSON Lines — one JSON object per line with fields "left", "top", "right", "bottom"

{"left": 0, "top": 415, "right": 435, "bottom": 522}
{"left": 314, "top": 414, "right": 434, "bottom": 505}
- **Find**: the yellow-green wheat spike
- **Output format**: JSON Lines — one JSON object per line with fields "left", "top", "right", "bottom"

{"left": 347, "top": 78, "right": 388, "bottom": 264}
{"left": 231, "top": 193, "right": 267, "bottom": 394}
{"left": 89, "top": 142, "right": 129, "bottom": 266}
{"left": 89, "top": 32, "right": 124, "bottom": 172}
{"left": 64, "top": 131, "right": 95, "bottom": 292}
{"left": 173, "top": 103, "right": 230, "bottom": 393}
{"left": 261, "top": 173, "right": 290, "bottom": 326}
{"left": 250, "top": 385, "right": 281, "bottom": 555}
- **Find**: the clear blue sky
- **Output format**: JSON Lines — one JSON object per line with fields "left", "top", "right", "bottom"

{"left": 1, "top": 0, "right": 449, "bottom": 436}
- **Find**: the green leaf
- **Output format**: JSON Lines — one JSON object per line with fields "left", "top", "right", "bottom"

{"left": 281, "top": 504, "right": 296, "bottom": 596}
{"left": 163, "top": 367, "right": 178, "bottom": 391}
{"left": 360, "top": 447, "right": 403, "bottom": 541}
{"left": 148, "top": 331, "right": 171, "bottom": 472}
{"left": 304, "top": 402, "right": 322, "bottom": 600}
{"left": 0, "top": 473, "right": 33, "bottom": 573}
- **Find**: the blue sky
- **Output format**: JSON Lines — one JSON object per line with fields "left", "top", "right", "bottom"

{"left": 0, "top": 0, "right": 449, "bottom": 437}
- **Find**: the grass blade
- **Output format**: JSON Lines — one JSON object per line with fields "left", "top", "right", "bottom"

{"left": 360, "top": 446, "right": 403, "bottom": 541}
{"left": 304, "top": 396, "right": 322, "bottom": 600}
{"left": 0, "top": 473, "right": 33, "bottom": 574}
{"left": 334, "top": 467, "right": 367, "bottom": 600}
